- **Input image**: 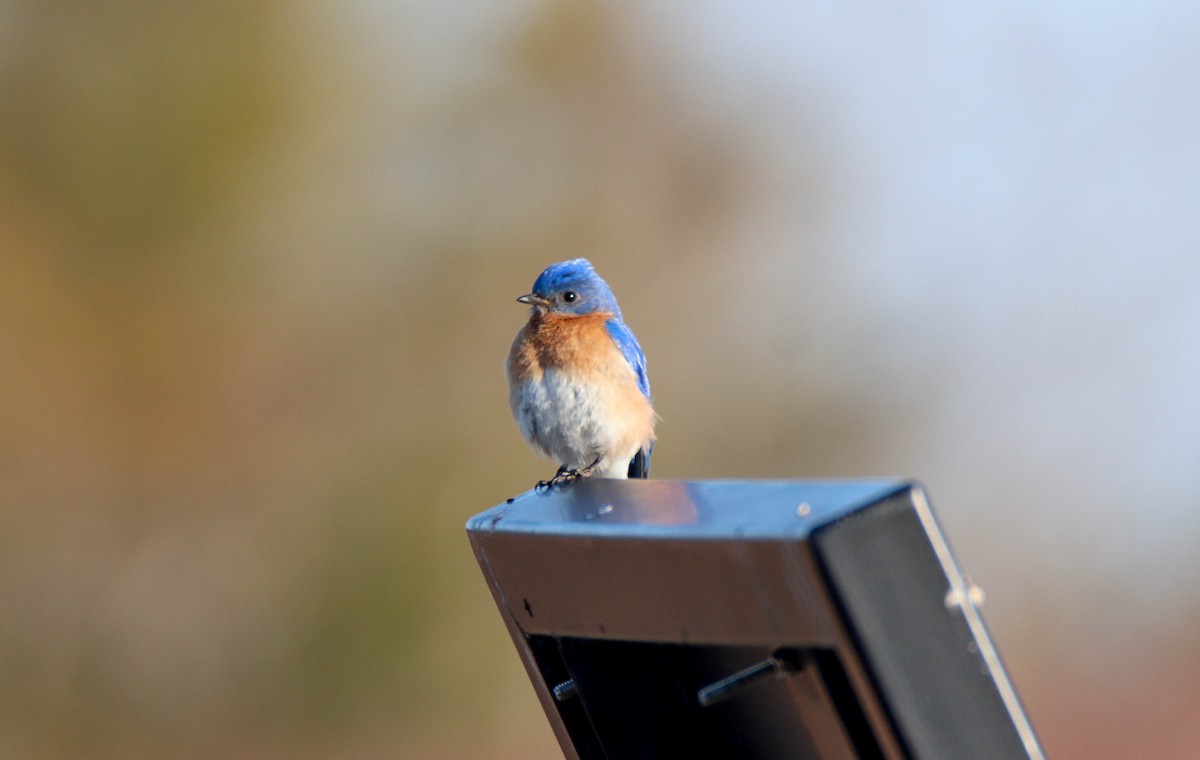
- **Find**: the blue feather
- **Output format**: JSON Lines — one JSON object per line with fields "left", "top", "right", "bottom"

{"left": 605, "top": 318, "right": 650, "bottom": 399}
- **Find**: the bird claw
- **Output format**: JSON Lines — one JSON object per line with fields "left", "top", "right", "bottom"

{"left": 536, "top": 469, "right": 581, "bottom": 492}
{"left": 535, "top": 460, "right": 600, "bottom": 492}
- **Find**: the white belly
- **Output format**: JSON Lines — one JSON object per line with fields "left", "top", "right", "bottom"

{"left": 510, "top": 368, "right": 646, "bottom": 477}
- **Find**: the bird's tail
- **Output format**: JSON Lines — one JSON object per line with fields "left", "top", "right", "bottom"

{"left": 627, "top": 447, "right": 650, "bottom": 479}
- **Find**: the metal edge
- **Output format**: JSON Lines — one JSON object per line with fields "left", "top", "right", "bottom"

{"left": 908, "top": 485, "right": 1045, "bottom": 760}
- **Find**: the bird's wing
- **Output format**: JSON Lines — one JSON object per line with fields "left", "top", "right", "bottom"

{"left": 606, "top": 318, "right": 654, "bottom": 478}
{"left": 604, "top": 318, "right": 650, "bottom": 399}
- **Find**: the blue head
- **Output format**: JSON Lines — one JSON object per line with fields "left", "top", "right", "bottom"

{"left": 517, "top": 258, "right": 621, "bottom": 317}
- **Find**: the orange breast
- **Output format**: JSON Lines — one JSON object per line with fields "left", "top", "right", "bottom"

{"left": 507, "top": 311, "right": 624, "bottom": 384}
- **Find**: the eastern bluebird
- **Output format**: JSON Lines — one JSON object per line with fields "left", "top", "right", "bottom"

{"left": 505, "top": 258, "right": 656, "bottom": 487}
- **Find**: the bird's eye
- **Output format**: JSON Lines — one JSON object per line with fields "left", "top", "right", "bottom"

{"left": 561, "top": 291, "right": 578, "bottom": 303}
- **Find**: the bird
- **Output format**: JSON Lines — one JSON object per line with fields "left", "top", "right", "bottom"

{"left": 505, "top": 258, "right": 656, "bottom": 488}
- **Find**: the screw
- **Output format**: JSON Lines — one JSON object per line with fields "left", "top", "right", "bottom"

{"left": 552, "top": 679, "right": 578, "bottom": 702}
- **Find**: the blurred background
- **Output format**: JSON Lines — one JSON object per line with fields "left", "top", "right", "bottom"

{"left": 2, "top": 1, "right": 1198, "bottom": 758}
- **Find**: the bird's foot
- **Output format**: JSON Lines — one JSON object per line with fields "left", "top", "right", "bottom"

{"left": 535, "top": 459, "right": 602, "bottom": 492}
{"left": 535, "top": 465, "right": 574, "bottom": 492}
{"left": 576, "top": 456, "right": 602, "bottom": 478}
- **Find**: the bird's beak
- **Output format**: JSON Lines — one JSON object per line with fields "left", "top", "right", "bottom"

{"left": 517, "top": 294, "right": 551, "bottom": 307}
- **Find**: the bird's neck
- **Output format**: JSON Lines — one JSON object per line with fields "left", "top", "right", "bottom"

{"left": 526, "top": 310, "right": 616, "bottom": 369}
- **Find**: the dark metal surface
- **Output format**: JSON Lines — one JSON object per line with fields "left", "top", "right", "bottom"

{"left": 472, "top": 478, "right": 905, "bottom": 541}
{"left": 467, "top": 479, "right": 1043, "bottom": 760}
{"left": 813, "top": 488, "right": 1040, "bottom": 759}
